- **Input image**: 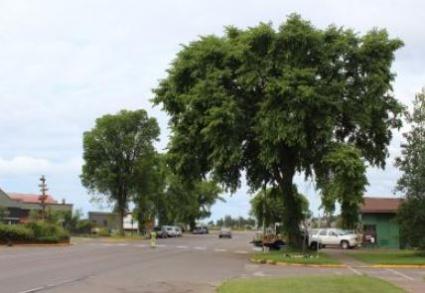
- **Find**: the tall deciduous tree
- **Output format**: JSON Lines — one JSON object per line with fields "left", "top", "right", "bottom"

{"left": 81, "top": 109, "right": 160, "bottom": 234}
{"left": 396, "top": 88, "right": 425, "bottom": 249}
{"left": 154, "top": 15, "right": 403, "bottom": 246}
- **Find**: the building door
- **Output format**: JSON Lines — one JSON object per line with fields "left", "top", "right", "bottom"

{"left": 363, "top": 224, "right": 377, "bottom": 245}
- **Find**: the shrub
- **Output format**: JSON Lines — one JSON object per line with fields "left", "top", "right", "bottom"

{"left": 0, "top": 224, "right": 35, "bottom": 242}
{"left": 97, "top": 227, "right": 111, "bottom": 237}
{"left": 25, "top": 221, "right": 70, "bottom": 243}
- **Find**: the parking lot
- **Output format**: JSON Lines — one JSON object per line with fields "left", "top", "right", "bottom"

{"left": 0, "top": 231, "right": 424, "bottom": 292}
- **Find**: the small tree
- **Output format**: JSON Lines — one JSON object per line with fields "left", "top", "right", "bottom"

{"left": 396, "top": 88, "right": 425, "bottom": 249}
{"left": 316, "top": 144, "right": 368, "bottom": 229}
{"left": 81, "top": 109, "right": 160, "bottom": 235}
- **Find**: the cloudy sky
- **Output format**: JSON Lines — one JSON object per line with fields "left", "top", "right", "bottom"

{"left": 0, "top": 0, "right": 424, "bottom": 221}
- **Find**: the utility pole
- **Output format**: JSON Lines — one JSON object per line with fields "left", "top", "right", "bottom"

{"left": 38, "top": 175, "right": 48, "bottom": 220}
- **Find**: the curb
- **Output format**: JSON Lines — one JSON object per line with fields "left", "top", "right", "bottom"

{"left": 2, "top": 243, "right": 71, "bottom": 247}
{"left": 371, "top": 264, "right": 425, "bottom": 269}
{"left": 250, "top": 258, "right": 347, "bottom": 268}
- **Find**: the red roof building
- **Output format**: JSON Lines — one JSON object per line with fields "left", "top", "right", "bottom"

{"left": 360, "top": 197, "right": 403, "bottom": 214}
{"left": 8, "top": 193, "right": 58, "bottom": 204}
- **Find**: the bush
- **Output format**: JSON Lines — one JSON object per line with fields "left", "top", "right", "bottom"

{"left": 25, "top": 222, "right": 70, "bottom": 243}
{"left": 97, "top": 227, "right": 111, "bottom": 237}
{"left": 0, "top": 222, "right": 70, "bottom": 244}
{"left": 0, "top": 224, "right": 35, "bottom": 242}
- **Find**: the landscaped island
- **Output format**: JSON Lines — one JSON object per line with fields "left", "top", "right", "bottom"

{"left": 217, "top": 276, "right": 404, "bottom": 293}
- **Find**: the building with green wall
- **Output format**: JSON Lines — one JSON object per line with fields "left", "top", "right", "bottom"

{"left": 359, "top": 197, "right": 403, "bottom": 249}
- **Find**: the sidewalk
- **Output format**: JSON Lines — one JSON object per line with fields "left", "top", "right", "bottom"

{"left": 324, "top": 249, "right": 425, "bottom": 293}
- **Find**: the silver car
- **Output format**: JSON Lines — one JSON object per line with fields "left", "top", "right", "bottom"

{"left": 219, "top": 227, "right": 232, "bottom": 238}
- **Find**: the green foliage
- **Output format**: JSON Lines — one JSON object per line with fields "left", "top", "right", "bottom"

{"left": 0, "top": 224, "right": 34, "bottom": 242}
{"left": 25, "top": 221, "right": 69, "bottom": 243}
{"left": 74, "top": 219, "right": 93, "bottom": 235}
{"left": 218, "top": 276, "right": 403, "bottom": 293}
{"left": 350, "top": 249, "right": 425, "bottom": 265}
{"left": 0, "top": 222, "right": 69, "bottom": 243}
{"left": 316, "top": 144, "right": 368, "bottom": 229}
{"left": 81, "top": 109, "right": 160, "bottom": 234}
{"left": 396, "top": 89, "right": 425, "bottom": 198}
{"left": 154, "top": 14, "right": 403, "bottom": 246}
{"left": 215, "top": 215, "right": 256, "bottom": 228}
{"left": 398, "top": 198, "right": 425, "bottom": 249}
{"left": 134, "top": 153, "right": 223, "bottom": 230}
{"left": 97, "top": 227, "right": 111, "bottom": 237}
{"left": 250, "top": 186, "right": 310, "bottom": 231}
{"left": 396, "top": 89, "right": 425, "bottom": 249}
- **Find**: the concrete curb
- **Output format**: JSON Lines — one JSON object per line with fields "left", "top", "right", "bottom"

{"left": 2, "top": 243, "right": 71, "bottom": 247}
{"left": 250, "top": 258, "right": 347, "bottom": 268}
{"left": 371, "top": 264, "right": 425, "bottom": 269}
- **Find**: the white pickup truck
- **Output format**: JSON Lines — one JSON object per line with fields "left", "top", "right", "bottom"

{"left": 308, "top": 228, "right": 359, "bottom": 249}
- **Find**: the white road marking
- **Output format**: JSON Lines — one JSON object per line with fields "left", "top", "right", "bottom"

{"left": 156, "top": 244, "right": 166, "bottom": 248}
{"left": 252, "top": 271, "right": 266, "bottom": 277}
{"left": 176, "top": 245, "right": 188, "bottom": 249}
{"left": 116, "top": 243, "right": 129, "bottom": 247}
{"left": 347, "top": 266, "right": 362, "bottom": 276}
{"left": 386, "top": 268, "right": 414, "bottom": 281}
{"left": 136, "top": 244, "right": 148, "bottom": 248}
{"left": 234, "top": 250, "right": 248, "bottom": 254}
{"left": 18, "top": 287, "right": 44, "bottom": 293}
{"left": 214, "top": 248, "right": 227, "bottom": 252}
{"left": 194, "top": 246, "right": 207, "bottom": 250}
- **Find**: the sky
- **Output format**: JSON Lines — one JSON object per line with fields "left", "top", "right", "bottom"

{"left": 0, "top": 0, "right": 424, "bottom": 221}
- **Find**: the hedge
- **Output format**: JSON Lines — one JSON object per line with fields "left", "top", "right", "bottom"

{"left": 0, "top": 222, "right": 70, "bottom": 244}
{"left": 0, "top": 224, "right": 34, "bottom": 242}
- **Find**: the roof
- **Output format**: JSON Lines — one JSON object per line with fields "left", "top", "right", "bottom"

{"left": 8, "top": 193, "right": 58, "bottom": 204}
{"left": 360, "top": 197, "right": 403, "bottom": 214}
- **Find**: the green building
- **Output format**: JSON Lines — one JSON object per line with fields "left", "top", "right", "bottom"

{"left": 359, "top": 197, "right": 403, "bottom": 249}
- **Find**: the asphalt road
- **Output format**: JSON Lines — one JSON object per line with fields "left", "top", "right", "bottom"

{"left": 0, "top": 232, "right": 424, "bottom": 293}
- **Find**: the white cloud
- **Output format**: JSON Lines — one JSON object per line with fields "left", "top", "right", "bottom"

{"left": 0, "top": 0, "right": 424, "bottom": 217}
{"left": 0, "top": 156, "right": 82, "bottom": 176}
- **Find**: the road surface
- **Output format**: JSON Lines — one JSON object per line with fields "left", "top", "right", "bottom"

{"left": 0, "top": 231, "right": 424, "bottom": 292}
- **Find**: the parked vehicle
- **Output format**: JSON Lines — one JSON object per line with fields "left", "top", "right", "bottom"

{"left": 163, "top": 225, "right": 178, "bottom": 237}
{"left": 173, "top": 226, "right": 182, "bottom": 237}
{"left": 192, "top": 226, "right": 208, "bottom": 234}
{"left": 152, "top": 226, "right": 168, "bottom": 238}
{"left": 218, "top": 227, "right": 232, "bottom": 238}
{"left": 308, "top": 228, "right": 359, "bottom": 249}
{"left": 251, "top": 232, "right": 285, "bottom": 250}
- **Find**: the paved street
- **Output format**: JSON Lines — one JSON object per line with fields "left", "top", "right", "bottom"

{"left": 0, "top": 232, "right": 425, "bottom": 293}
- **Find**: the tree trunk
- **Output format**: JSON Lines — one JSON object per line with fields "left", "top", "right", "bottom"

{"left": 118, "top": 209, "right": 125, "bottom": 236}
{"left": 277, "top": 160, "right": 302, "bottom": 248}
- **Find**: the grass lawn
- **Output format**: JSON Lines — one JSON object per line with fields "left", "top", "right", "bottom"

{"left": 251, "top": 250, "right": 340, "bottom": 265}
{"left": 217, "top": 276, "right": 404, "bottom": 293}
{"left": 348, "top": 249, "right": 425, "bottom": 265}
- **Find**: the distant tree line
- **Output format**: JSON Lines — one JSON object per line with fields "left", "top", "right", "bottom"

{"left": 214, "top": 215, "right": 256, "bottom": 229}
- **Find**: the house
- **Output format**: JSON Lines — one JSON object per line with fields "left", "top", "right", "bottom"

{"left": 0, "top": 187, "right": 73, "bottom": 224}
{"left": 89, "top": 212, "right": 138, "bottom": 232}
{"left": 359, "top": 197, "right": 403, "bottom": 249}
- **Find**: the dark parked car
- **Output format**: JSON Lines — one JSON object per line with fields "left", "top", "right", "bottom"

{"left": 192, "top": 226, "right": 208, "bottom": 234}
